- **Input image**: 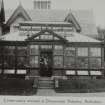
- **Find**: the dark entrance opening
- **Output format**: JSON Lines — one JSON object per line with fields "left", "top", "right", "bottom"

{"left": 39, "top": 50, "right": 53, "bottom": 77}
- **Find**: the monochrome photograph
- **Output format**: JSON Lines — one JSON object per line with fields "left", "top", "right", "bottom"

{"left": 0, "top": 0, "right": 105, "bottom": 98}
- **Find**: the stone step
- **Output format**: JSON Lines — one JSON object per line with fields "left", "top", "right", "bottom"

{"left": 38, "top": 87, "right": 53, "bottom": 89}
{"left": 39, "top": 80, "right": 54, "bottom": 83}
{"left": 38, "top": 84, "right": 54, "bottom": 89}
{"left": 38, "top": 83, "right": 54, "bottom": 86}
{"left": 38, "top": 81, "right": 54, "bottom": 89}
{"left": 39, "top": 77, "right": 53, "bottom": 81}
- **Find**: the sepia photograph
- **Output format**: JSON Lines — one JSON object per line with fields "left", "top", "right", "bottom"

{"left": 1, "top": 0, "right": 105, "bottom": 101}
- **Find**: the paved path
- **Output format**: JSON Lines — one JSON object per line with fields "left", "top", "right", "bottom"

{"left": 36, "top": 89, "right": 105, "bottom": 97}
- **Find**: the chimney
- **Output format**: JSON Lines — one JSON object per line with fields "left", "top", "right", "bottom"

{"left": 34, "top": 0, "right": 51, "bottom": 9}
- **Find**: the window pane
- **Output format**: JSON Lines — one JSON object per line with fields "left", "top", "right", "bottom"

{"left": 30, "top": 45, "right": 39, "bottom": 55}
{"left": 54, "top": 45, "right": 63, "bottom": 50}
{"left": 90, "top": 48, "right": 101, "bottom": 57}
{"left": 17, "top": 57, "right": 28, "bottom": 68}
{"left": 90, "top": 58, "right": 101, "bottom": 69}
{"left": 64, "top": 57, "right": 75, "bottom": 68}
{"left": 54, "top": 56, "right": 63, "bottom": 68}
{"left": 4, "top": 46, "right": 15, "bottom": 55}
{"left": 4, "top": 56, "right": 15, "bottom": 68}
{"left": 0, "top": 56, "right": 2, "bottom": 68}
{"left": 40, "top": 35, "right": 53, "bottom": 40}
{"left": 0, "top": 47, "right": 2, "bottom": 55}
{"left": 30, "top": 56, "right": 39, "bottom": 67}
{"left": 54, "top": 45, "right": 63, "bottom": 55}
{"left": 40, "top": 45, "right": 52, "bottom": 49}
{"left": 77, "top": 48, "right": 88, "bottom": 56}
{"left": 17, "top": 46, "right": 27, "bottom": 56}
{"left": 64, "top": 47, "right": 75, "bottom": 56}
{"left": 76, "top": 57, "right": 88, "bottom": 69}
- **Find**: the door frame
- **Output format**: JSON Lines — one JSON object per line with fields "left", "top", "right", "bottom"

{"left": 39, "top": 49, "right": 53, "bottom": 77}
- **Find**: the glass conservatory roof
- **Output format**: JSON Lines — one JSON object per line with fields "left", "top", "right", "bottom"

{"left": 0, "top": 30, "right": 101, "bottom": 43}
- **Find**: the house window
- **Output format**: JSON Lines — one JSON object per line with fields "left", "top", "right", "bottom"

{"left": 64, "top": 47, "right": 76, "bottom": 56}
{"left": 77, "top": 48, "right": 88, "bottom": 56}
{"left": 4, "top": 55, "right": 15, "bottom": 68}
{"left": 90, "top": 58, "right": 101, "bottom": 69}
{"left": 3, "top": 46, "right": 15, "bottom": 68}
{"left": 18, "top": 46, "right": 27, "bottom": 56}
{"left": 90, "top": 48, "right": 101, "bottom": 57}
{"left": 54, "top": 45, "right": 63, "bottom": 55}
{"left": 30, "top": 56, "right": 39, "bottom": 67}
{"left": 64, "top": 57, "right": 75, "bottom": 68}
{"left": 40, "top": 35, "right": 53, "bottom": 40}
{"left": 30, "top": 45, "right": 39, "bottom": 55}
{"left": 17, "top": 46, "right": 28, "bottom": 68}
{"left": 54, "top": 56, "right": 63, "bottom": 68}
{"left": 0, "top": 56, "right": 2, "bottom": 68}
{"left": 40, "top": 45, "right": 52, "bottom": 49}
{"left": 76, "top": 57, "right": 88, "bottom": 69}
{"left": 0, "top": 47, "right": 3, "bottom": 68}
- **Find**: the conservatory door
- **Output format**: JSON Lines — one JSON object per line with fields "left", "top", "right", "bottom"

{"left": 39, "top": 50, "right": 53, "bottom": 77}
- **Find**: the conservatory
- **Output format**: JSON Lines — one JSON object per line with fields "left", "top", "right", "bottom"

{"left": 0, "top": 21, "right": 104, "bottom": 79}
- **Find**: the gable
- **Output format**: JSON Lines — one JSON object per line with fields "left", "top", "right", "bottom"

{"left": 10, "top": 14, "right": 26, "bottom": 26}
{"left": 65, "top": 12, "right": 81, "bottom": 32}
{"left": 26, "top": 29, "right": 68, "bottom": 43}
{"left": 6, "top": 5, "right": 31, "bottom": 26}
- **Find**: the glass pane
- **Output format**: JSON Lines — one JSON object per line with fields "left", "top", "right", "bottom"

{"left": 4, "top": 46, "right": 15, "bottom": 55}
{"left": 90, "top": 48, "right": 101, "bottom": 57}
{"left": 30, "top": 56, "right": 39, "bottom": 67}
{"left": 0, "top": 56, "right": 2, "bottom": 68}
{"left": 0, "top": 47, "right": 2, "bottom": 55}
{"left": 54, "top": 45, "right": 63, "bottom": 55}
{"left": 40, "top": 35, "right": 53, "bottom": 40}
{"left": 53, "top": 27, "right": 63, "bottom": 32}
{"left": 17, "top": 56, "right": 28, "bottom": 68}
{"left": 77, "top": 48, "right": 88, "bottom": 56}
{"left": 4, "top": 56, "right": 15, "bottom": 68}
{"left": 64, "top": 47, "right": 75, "bottom": 56}
{"left": 40, "top": 45, "right": 52, "bottom": 49}
{"left": 76, "top": 57, "right": 88, "bottom": 69}
{"left": 90, "top": 58, "right": 101, "bottom": 69}
{"left": 54, "top": 56, "right": 63, "bottom": 68}
{"left": 17, "top": 46, "right": 27, "bottom": 56}
{"left": 54, "top": 45, "right": 63, "bottom": 50}
{"left": 30, "top": 45, "right": 39, "bottom": 55}
{"left": 54, "top": 36, "right": 59, "bottom": 40}
{"left": 64, "top": 57, "right": 75, "bottom": 68}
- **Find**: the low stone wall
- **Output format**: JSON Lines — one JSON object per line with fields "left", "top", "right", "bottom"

{"left": 0, "top": 78, "right": 37, "bottom": 95}
{"left": 54, "top": 79, "right": 105, "bottom": 93}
